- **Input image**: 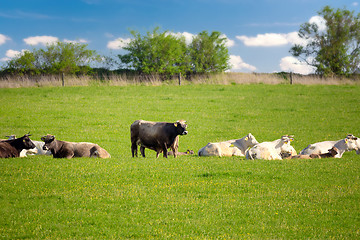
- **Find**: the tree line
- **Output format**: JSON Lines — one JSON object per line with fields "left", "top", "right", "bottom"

{"left": 1, "top": 6, "right": 359, "bottom": 79}
{"left": 1, "top": 28, "right": 230, "bottom": 79}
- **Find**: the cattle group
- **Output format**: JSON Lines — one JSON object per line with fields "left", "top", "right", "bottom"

{"left": 1, "top": 119, "right": 359, "bottom": 160}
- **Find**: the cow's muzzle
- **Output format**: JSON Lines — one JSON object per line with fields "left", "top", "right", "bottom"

{"left": 182, "top": 131, "right": 188, "bottom": 135}
{"left": 43, "top": 145, "right": 49, "bottom": 151}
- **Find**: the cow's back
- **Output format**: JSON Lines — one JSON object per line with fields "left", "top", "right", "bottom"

{"left": 246, "top": 143, "right": 282, "bottom": 160}
{"left": 0, "top": 142, "right": 18, "bottom": 158}
{"left": 198, "top": 143, "right": 220, "bottom": 156}
{"left": 137, "top": 121, "right": 170, "bottom": 148}
{"left": 198, "top": 142, "right": 241, "bottom": 157}
{"left": 300, "top": 141, "right": 337, "bottom": 155}
{"left": 73, "top": 142, "right": 95, "bottom": 157}
{"left": 72, "top": 142, "right": 111, "bottom": 158}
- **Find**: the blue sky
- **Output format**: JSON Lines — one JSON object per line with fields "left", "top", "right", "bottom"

{"left": 0, "top": 0, "right": 358, "bottom": 73}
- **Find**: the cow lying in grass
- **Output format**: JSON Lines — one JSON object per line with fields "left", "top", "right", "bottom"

{"left": 246, "top": 135, "right": 295, "bottom": 160}
{"left": 41, "top": 134, "right": 111, "bottom": 159}
{"left": 299, "top": 134, "right": 359, "bottom": 158}
{"left": 198, "top": 133, "right": 259, "bottom": 157}
{"left": 289, "top": 146, "right": 339, "bottom": 159}
{"left": 0, "top": 134, "right": 36, "bottom": 158}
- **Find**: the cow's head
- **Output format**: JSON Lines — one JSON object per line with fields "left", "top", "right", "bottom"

{"left": 174, "top": 120, "right": 188, "bottom": 135}
{"left": 279, "top": 135, "right": 296, "bottom": 158}
{"left": 245, "top": 133, "right": 259, "bottom": 146}
{"left": 281, "top": 135, "right": 294, "bottom": 143}
{"left": 20, "top": 134, "right": 36, "bottom": 150}
{"left": 41, "top": 134, "right": 56, "bottom": 150}
{"left": 344, "top": 134, "right": 358, "bottom": 152}
{"left": 346, "top": 134, "right": 360, "bottom": 154}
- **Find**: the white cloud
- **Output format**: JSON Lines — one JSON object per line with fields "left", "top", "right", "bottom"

{"left": 285, "top": 32, "right": 309, "bottom": 46}
{"left": 309, "top": 16, "right": 327, "bottom": 32}
{"left": 170, "top": 32, "right": 195, "bottom": 45}
{"left": 236, "top": 32, "right": 306, "bottom": 47}
{"left": 220, "top": 34, "right": 235, "bottom": 48}
{"left": 23, "top": 36, "right": 59, "bottom": 46}
{"left": 0, "top": 49, "right": 28, "bottom": 62}
{"left": 0, "top": 34, "right": 11, "bottom": 45}
{"left": 280, "top": 56, "right": 315, "bottom": 75}
{"left": 107, "top": 37, "right": 131, "bottom": 50}
{"left": 63, "top": 38, "right": 88, "bottom": 44}
{"left": 236, "top": 15, "right": 327, "bottom": 47}
{"left": 237, "top": 33, "right": 288, "bottom": 47}
{"left": 172, "top": 32, "right": 234, "bottom": 47}
{"left": 353, "top": 2, "right": 359, "bottom": 6}
{"left": 229, "top": 55, "right": 257, "bottom": 72}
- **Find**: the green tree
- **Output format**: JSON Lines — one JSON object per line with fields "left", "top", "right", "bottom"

{"left": 290, "top": 6, "right": 360, "bottom": 76}
{"left": 189, "top": 31, "right": 230, "bottom": 73}
{"left": 4, "top": 42, "right": 100, "bottom": 75}
{"left": 119, "top": 27, "right": 190, "bottom": 77}
{"left": 118, "top": 28, "right": 231, "bottom": 77}
{"left": 5, "top": 50, "right": 40, "bottom": 75}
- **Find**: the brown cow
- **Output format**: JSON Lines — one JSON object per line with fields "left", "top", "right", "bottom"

{"left": 0, "top": 134, "right": 36, "bottom": 158}
{"left": 131, "top": 120, "right": 188, "bottom": 158}
{"left": 41, "top": 134, "right": 111, "bottom": 159}
{"left": 291, "top": 147, "right": 338, "bottom": 159}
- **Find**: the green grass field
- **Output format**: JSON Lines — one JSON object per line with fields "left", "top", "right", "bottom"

{"left": 0, "top": 84, "right": 359, "bottom": 239}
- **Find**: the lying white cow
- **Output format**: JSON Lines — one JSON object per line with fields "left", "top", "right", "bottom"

{"left": 299, "top": 134, "right": 359, "bottom": 158}
{"left": 29, "top": 140, "right": 52, "bottom": 156}
{"left": 198, "top": 133, "right": 258, "bottom": 157}
{"left": 246, "top": 135, "right": 295, "bottom": 160}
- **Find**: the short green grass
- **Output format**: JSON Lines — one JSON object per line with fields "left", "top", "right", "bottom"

{"left": 0, "top": 84, "right": 359, "bottom": 239}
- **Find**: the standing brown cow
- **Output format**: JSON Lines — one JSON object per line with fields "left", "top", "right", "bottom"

{"left": 41, "top": 134, "right": 111, "bottom": 159}
{"left": 131, "top": 120, "right": 188, "bottom": 158}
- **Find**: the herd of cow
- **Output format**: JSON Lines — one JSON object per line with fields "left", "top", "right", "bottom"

{"left": 1, "top": 120, "right": 359, "bottom": 160}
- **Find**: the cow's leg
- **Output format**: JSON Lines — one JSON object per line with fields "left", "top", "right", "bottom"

{"left": 140, "top": 146, "right": 146, "bottom": 157}
{"left": 131, "top": 142, "right": 138, "bottom": 157}
{"left": 171, "top": 145, "right": 177, "bottom": 158}
{"left": 162, "top": 144, "right": 168, "bottom": 158}
{"left": 65, "top": 151, "right": 74, "bottom": 159}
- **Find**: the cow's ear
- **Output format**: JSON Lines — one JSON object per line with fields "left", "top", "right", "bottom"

{"left": 41, "top": 136, "right": 45, "bottom": 141}
{"left": 345, "top": 138, "right": 348, "bottom": 143}
{"left": 174, "top": 122, "right": 178, "bottom": 127}
{"left": 245, "top": 137, "right": 249, "bottom": 141}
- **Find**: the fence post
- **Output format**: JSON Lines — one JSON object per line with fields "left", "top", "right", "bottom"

{"left": 289, "top": 72, "right": 293, "bottom": 85}
{"left": 178, "top": 73, "right": 181, "bottom": 86}
{"left": 62, "top": 73, "right": 65, "bottom": 87}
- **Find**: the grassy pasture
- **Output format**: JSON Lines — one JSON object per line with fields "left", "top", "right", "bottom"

{"left": 0, "top": 84, "right": 359, "bottom": 239}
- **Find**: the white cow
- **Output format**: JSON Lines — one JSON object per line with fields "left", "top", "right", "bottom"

{"left": 299, "top": 134, "right": 359, "bottom": 158}
{"left": 28, "top": 140, "right": 52, "bottom": 156}
{"left": 246, "top": 135, "right": 295, "bottom": 160}
{"left": 198, "top": 133, "right": 258, "bottom": 157}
